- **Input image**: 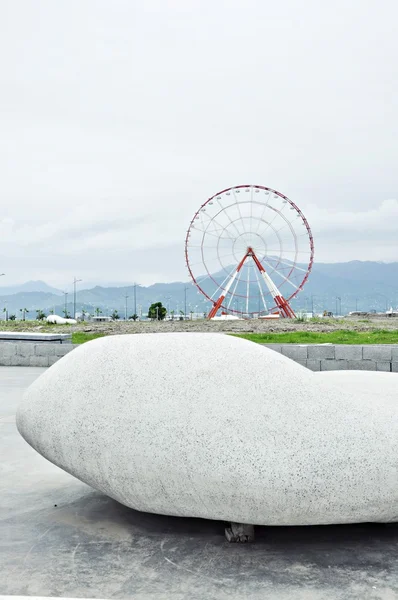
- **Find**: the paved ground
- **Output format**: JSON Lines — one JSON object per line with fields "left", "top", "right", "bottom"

{"left": 1, "top": 367, "right": 398, "bottom": 599}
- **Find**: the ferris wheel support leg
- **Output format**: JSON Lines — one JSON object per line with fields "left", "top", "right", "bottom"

{"left": 274, "top": 295, "right": 296, "bottom": 319}
{"left": 208, "top": 295, "right": 226, "bottom": 319}
{"left": 208, "top": 251, "right": 249, "bottom": 319}
{"left": 251, "top": 253, "right": 296, "bottom": 319}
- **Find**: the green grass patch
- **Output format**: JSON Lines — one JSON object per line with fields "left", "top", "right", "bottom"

{"left": 233, "top": 329, "right": 398, "bottom": 345}
{"left": 72, "top": 332, "right": 107, "bottom": 344}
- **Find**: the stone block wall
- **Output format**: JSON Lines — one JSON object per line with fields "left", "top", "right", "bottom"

{"left": 0, "top": 341, "right": 397, "bottom": 371}
{"left": 0, "top": 342, "right": 75, "bottom": 367}
{"left": 262, "top": 344, "right": 398, "bottom": 372}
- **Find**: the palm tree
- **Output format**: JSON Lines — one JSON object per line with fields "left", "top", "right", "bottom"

{"left": 95, "top": 307, "right": 102, "bottom": 316}
{"left": 19, "top": 308, "right": 29, "bottom": 321}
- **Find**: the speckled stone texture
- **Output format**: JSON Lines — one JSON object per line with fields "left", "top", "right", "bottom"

{"left": 315, "top": 370, "right": 398, "bottom": 402}
{"left": 16, "top": 333, "right": 398, "bottom": 526}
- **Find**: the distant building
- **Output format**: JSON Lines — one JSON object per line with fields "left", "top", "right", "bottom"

{"left": 91, "top": 316, "right": 112, "bottom": 322}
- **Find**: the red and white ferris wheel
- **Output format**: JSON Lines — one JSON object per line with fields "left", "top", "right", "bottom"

{"left": 185, "top": 184, "right": 314, "bottom": 318}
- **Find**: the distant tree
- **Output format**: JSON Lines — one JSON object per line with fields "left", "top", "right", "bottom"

{"left": 9, "top": 314, "right": 16, "bottom": 321}
{"left": 19, "top": 308, "right": 29, "bottom": 321}
{"left": 129, "top": 313, "right": 138, "bottom": 321}
{"left": 81, "top": 309, "right": 87, "bottom": 321}
{"left": 170, "top": 310, "right": 175, "bottom": 321}
{"left": 36, "top": 309, "right": 46, "bottom": 321}
{"left": 111, "top": 310, "right": 120, "bottom": 320}
{"left": 62, "top": 309, "right": 71, "bottom": 319}
{"left": 95, "top": 307, "right": 102, "bottom": 316}
{"left": 49, "top": 309, "right": 54, "bottom": 315}
{"left": 3, "top": 307, "right": 8, "bottom": 321}
{"left": 148, "top": 302, "right": 166, "bottom": 321}
{"left": 179, "top": 310, "right": 184, "bottom": 321}
{"left": 203, "top": 312, "right": 207, "bottom": 319}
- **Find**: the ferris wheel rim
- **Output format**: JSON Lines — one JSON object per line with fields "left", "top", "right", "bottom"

{"left": 185, "top": 184, "right": 315, "bottom": 314}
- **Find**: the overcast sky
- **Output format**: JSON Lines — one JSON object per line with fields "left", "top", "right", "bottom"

{"left": 1, "top": 0, "right": 397, "bottom": 288}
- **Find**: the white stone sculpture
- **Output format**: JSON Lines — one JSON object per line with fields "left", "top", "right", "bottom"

{"left": 46, "top": 314, "right": 77, "bottom": 325}
{"left": 16, "top": 334, "right": 398, "bottom": 526}
{"left": 315, "top": 370, "right": 398, "bottom": 400}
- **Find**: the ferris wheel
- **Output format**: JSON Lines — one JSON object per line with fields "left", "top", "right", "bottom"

{"left": 185, "top": 184, "right": 314, "bottom": 318}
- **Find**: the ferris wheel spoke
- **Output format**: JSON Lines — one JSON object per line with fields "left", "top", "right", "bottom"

{"left": 250, "top": 186, "right": 254, "bottom": 242}
{"left": 264, "top": 255, "right": 302, "bottom": 273}
{"left": 256, "top": 207, "right": 295, "bottom": 246}
{"left": 188, "top": 252, "right": 234, "bottom": 267}
{"left": 266, "top": 248, "right": 312, "bottom": 256}
{"left": 215, "top": 199, "right": 244, "bottom": 240}
{"left": 253, "top": 265, "right": 268, "bottom": 312}
{"left": 207, "top": 261, "right": 239, "bottom": 300}
{"left": 269, "top": 257, "right": 308, "bottom": 272}
{"left": 191, "top": 226, "right": 233, "bottom": 241}
{"left": 262, "top": 259, "right": 300, "bottom": 290}
{"left": 207, "top": 223, "right": 236, "bottom": 241}
{"left": 232, "top": 190, "right": 252, "bottom": 247}
{"left": 255, "top": 193, "right": 271, "bottom": 234}
{"left": 226, "top": 263, "right": 244, "bottom": 309}
{"left": 199, "top": 213, "right": 237, "bottom": 241}
{"left": 246, "top": 263, "right": 251, "bottom": 314}
{"left": 258, "top": 202, "right": 289, "bottom": 238}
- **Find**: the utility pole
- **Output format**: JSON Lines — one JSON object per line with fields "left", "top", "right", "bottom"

{"left": 133, "top": 283, "right": 137, "bottom": 316}
{"left": 355, "top": 298, "right": 358, "bottom": 311}
{"left": 63, "top": 291, "right": 68, "bottom": 317}
{"left": 124, "top": 294, "right": 129, "bottom": 320}
{"left": 73, "top": 277, "right": 82, "bottom": 319}
{"left": 184, "top": 286, "right": 188, "bottom": 319}
{"left": 335, "top": 296, "right": 341, "bottom": 316}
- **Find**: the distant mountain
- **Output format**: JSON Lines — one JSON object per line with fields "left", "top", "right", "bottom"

{"left": 0, "top": 261, "right": 396, "bottom": 317}
{"left": 0, "top": 280, "right": 63, "bottom": 296}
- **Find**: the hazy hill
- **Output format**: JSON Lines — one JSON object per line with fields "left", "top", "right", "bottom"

{"left": 0, "top": 280, "right": 62, "bottom": 296}
{"left": 0, "top": 261, "right": 396, "bottom": 317}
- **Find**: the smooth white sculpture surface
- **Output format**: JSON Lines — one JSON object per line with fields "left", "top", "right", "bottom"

{"left": 315, "top": 371, "right": 398, "bottom": 400}
{"left": 16, "top": 334, "right": 398, "bottom": 526}
{"left": 46, "top": 314, "right": 77, "bottom": 325}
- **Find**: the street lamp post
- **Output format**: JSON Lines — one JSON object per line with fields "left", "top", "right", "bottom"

{"left": 311, "top": 295, "right": 316, "bottom": 317}
{"left": 124, "top": 294, "right": 129, "bottom": 320}
{"left": 335, "top": 296, "right": 341, "bottom": 317}
{"left": 73, "top": 277, "right": 82, "bottom": 319}
{"left": 184, "top": 286, "right": 188, "bottom": 320}
{"left": 133, "top": 283, "right": 137, "bottom": 316}
{"left": 63, "top": 291, "right": 68, "bottom": 317}
{"left": 374, "top": 293, "right": 389, "bottom": 312}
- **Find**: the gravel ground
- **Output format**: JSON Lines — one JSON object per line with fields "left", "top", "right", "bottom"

{"left": 1, "top": 316, "right": 398, "bottom": 335}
